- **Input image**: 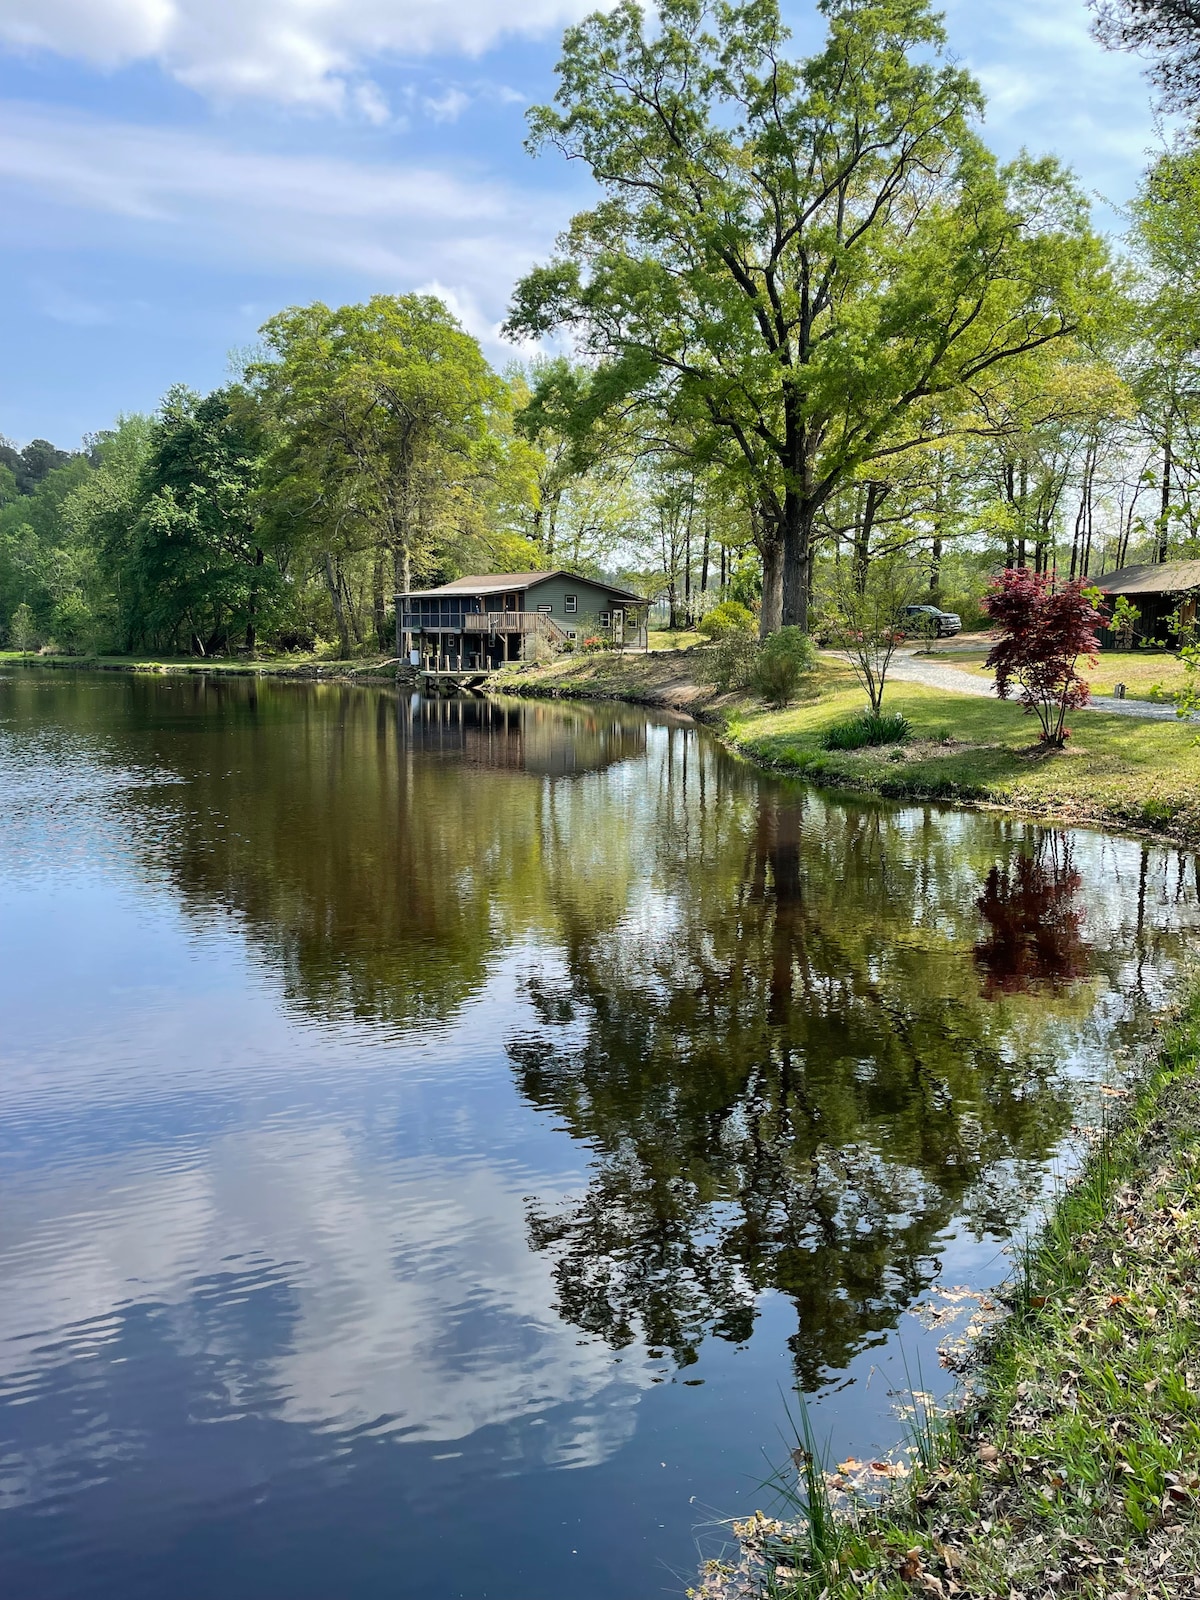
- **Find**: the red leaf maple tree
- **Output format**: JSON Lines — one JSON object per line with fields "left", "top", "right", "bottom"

{"left": 983, "top": 570, "right": 1107, "bottom": 747}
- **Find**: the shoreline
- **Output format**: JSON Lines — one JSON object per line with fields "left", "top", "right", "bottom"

{"left": 491, "top": 652, "right": 1200, "bottom": 852}
{"left": 7, "top": 648, "right": 1199, "bottom": 849}
{"left": 708, "top": 982, "right": 1200, "bottom": 1600}
{"left": 0, "top": 652, "right": 402, "bottom": 685}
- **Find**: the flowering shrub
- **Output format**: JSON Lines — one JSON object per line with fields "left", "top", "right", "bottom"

{"left": 984, "top": 570, "right": 1106, "bottom": 747}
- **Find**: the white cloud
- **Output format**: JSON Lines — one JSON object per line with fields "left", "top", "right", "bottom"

{"left": 0, "top": 0, "right": 604, "bottom": 115}
{"left": 941, "top": 0, "right": 1167, "bottom": 215}
{"left": 425, "top": 87, "right": 473, "bottom": 124}
{"left": 0, "top": 102, "right": 574, "bottom": 347}
{"left": 0, "top": 1121, "right": 650, "bottom": 1509}
{"left": 37, "top": 286, "right": 116, "bottom": 326}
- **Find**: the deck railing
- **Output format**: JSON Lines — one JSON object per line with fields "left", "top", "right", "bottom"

{"left": 402, "top": 610, "right": 640, "bottom": 650}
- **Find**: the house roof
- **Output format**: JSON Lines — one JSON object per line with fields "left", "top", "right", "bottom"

{"left": 398, "top": 570, "right": 647, "bottom": 603}
{"left": 1093, "top": 560, "right": 1200, "bottom": 596}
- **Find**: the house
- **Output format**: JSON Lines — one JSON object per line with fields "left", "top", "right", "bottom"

{"left": 1093, "top": 559, "right": 1200, "bottom": 648}
{"left": 395, "top": 570, "right": 649, "bottom": 669}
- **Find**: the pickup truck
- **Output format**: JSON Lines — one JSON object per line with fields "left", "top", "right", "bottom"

{"left": 903, "top": 603, "right": 962, "bottom": 639}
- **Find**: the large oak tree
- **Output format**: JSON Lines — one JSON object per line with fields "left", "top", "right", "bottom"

{"left": 506, "top": 0, "right": 1109, "bottom": 629}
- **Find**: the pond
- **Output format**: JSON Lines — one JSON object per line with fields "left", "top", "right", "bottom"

{"left": 1, "top": 670, "right": 1197, "bottom": 1600}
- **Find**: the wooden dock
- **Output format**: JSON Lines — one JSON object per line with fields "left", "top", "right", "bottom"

{"left": 406, "top": 668, "right": 498, "bottom": 694}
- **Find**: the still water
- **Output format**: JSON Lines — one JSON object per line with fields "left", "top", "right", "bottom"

{"left": 1, "top": 670, "right": 1197, "bottom": 1600}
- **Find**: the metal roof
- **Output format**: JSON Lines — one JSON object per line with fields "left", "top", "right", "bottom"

{"left": 398, "top": 570, "right": 647, "bottom": 603}
{"left": 1093, "top": 560, "right": 1200, "bottom": 595}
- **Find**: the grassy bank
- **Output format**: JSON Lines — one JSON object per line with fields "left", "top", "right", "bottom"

{"left": 502, "top": 652, "right": 1200, "bottom": 846}
{"left": 700, "top": 987, "right": 1200, "bottom": 1600}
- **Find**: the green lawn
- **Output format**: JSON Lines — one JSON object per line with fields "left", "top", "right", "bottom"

{"left": 648, "top": 628, "right": 706, "bottom": 651}
{"left": 726, "top": 660, "right": 1200, "bottom": 842}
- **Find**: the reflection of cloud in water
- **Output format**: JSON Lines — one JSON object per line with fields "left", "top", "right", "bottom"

{"left": 0, "top": 1125, "right": 648, "bottom": 1508}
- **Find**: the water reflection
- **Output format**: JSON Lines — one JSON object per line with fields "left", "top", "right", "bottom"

{"left": 510, "top": 789, "right": 1083, "bottom": 1384}
{"left": 1, "top": 670, "right": 1198, "bottom": 1600}
{"left": 974, "top": 839, "right": 1089, "bottom": 997}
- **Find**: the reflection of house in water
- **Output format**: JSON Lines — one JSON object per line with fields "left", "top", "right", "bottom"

{"left": 400, "top": 695, "right": 648, "bottom": 778}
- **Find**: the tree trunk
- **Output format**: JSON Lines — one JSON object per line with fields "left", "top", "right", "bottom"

{"left": 1016, "top": 461, "right": 1029, "bottom": 569}
{"left": 324, "top": 553, "right": 351, "bottom": 658}
{"left": 780, "top": 491, "right": 812, "bottom": 631}
{"left": 1070, "top": 476, "right": 1085, "bottom": 580}
{"left": 1157, "top": 431, "right": 1172, "bottom": 564}
{"left": 372, "top": 548, "right": 386, "bottom": 650}
{"left": 683, "top": 516, "right": 692, "bottom": 626}
{"left": 760, "top": 530, "right": 784, "bottom": 638}
{"left": 392, "top": 538, "right": 411, "bottom": 659}
{"left": 545, "top": 494, "right": 559, "bottom": 562}
{"left": 699, "top": 513, "right": 711, "bottom": 597}
{"left": 246, "top": 546, "right": 264, "bottom": 653}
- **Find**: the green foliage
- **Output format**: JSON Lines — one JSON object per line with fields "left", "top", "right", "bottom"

{"left": 697, "top": 599, "right": 754, "bottom": 639}
{"left": 8, "top": 601, "right": 37, "bottom": 652}
{"left": 749, "top": 626, "right": 817, "bottom": 708}
{"left": 50, "top": 593, "right": 94, "bottom": 654}
{"left": 253, "top": 293, "right": 531, "bottom": 655}
{"left": 121, "top": 386, "right": 275, "bottom": 655}
{"left": 1111, "top": 593, "right": 1142, "bottom": 647}
{"left": 818, "top": 556, "right": 923, "bottom": 713}
{"left": 1177, "top": 641, "right": 1200, "bottom": 719}
{"left": 821, "top": 711, "right": 912, "bottom": 750}
{"left": 702, "top": 628, "right": 760, "bottom": 691}
{"left": 939, "top": 591, "right": 988, "bottom": 632}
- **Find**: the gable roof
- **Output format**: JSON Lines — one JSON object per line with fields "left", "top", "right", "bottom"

{"left": 398, "top": 570, "right": 646, "bottom": 603}
{"left": 1094, "top": 560, "right": 1200, "bottom": 596}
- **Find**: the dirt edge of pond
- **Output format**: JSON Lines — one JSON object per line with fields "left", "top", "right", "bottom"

{"left": 691, "top": 982, "right": 1200, "bottom": 1600}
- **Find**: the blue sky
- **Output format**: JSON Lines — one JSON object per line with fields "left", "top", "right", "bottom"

{"left": 0, "top": 0, "right": 1166, "bottom": 447}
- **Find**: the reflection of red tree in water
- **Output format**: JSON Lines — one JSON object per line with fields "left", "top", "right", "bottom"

{"left": 974, "top": 848, "right": 1089, "bottom": 996}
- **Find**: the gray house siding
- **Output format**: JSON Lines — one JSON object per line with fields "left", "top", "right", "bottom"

{"left": 524, "top": 576, "right": 641, "bottom": 638}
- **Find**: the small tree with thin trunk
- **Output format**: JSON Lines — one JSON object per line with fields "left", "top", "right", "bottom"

{"left": 9, "top": 603, "right": 38, "bottom": 654}
{"left": 984, "top": 570, "right": 1106, "bottom": 746}
{"left": 818, "top": 558, "right": 921, "bottom": 714}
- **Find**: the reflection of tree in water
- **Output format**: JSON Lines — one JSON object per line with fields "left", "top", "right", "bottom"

{"left": 513, "top": 788, "right": 1081, "bottom": 1389}
{"left": 974, "top": 839, "right": 1089, "bottom": 997}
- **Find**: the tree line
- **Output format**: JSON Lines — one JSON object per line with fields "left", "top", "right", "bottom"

{"left": 5, "top": 0, "right": 1200, "bottom": 658}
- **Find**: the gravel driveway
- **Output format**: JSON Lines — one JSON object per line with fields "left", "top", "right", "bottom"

{"left": 884, "top": 647, "right": 1194, "bottom": 722}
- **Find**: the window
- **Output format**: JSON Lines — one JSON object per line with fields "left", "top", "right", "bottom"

{"left": 564, "top": 594, "right": 578, "bottom": 614}
{"left": 537, "top": 604, "right": 553, "bottom": 614}
{"left": 566, "top": 630, "right": 578, "bottom": 640}
{"left": 599, "top": 611, "right": 611, "bottom": 627}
